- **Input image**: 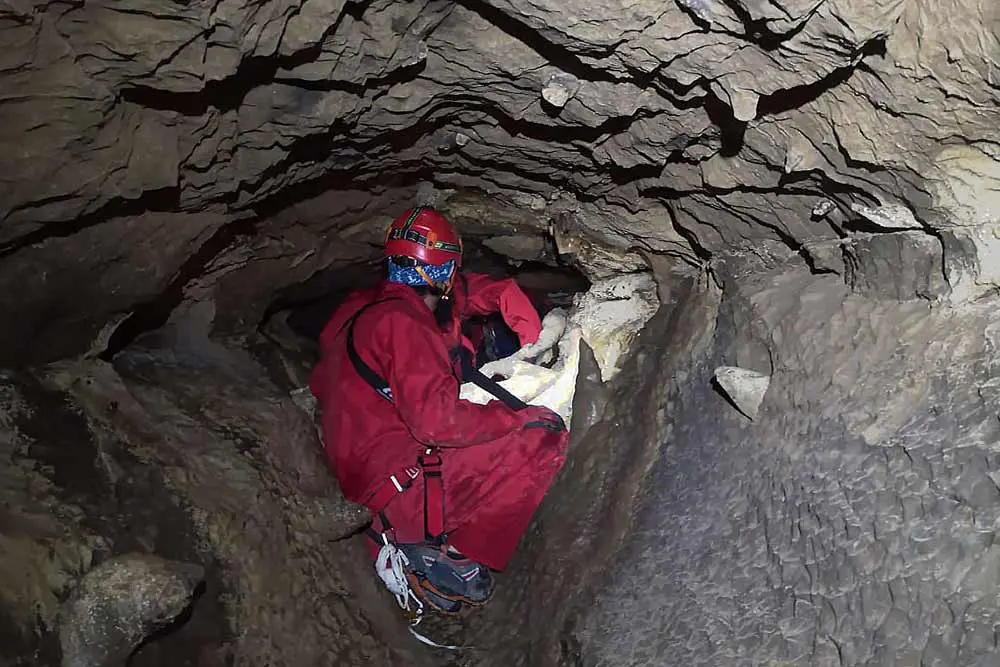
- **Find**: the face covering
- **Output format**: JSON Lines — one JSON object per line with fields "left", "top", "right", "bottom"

{"left": 386, "top": 258, "right": 456, "bottom": 293}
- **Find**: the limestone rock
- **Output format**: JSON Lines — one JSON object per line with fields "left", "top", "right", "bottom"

{"left": 461, "top": 308, "right": 580, "bottom": 422}
{"left": 482, "top": 234, "right": 549, "bottom": 262}
{"left": 541, "top": 73, "right": 581, "bottom": 108}
{"left": 2, "top": 0, "right": 1000, "bottom": 663}
{"left": 713, "top": 365, "right": 771, "bottom": 420}
{"left": 569, "top": 273, "right": 661, "bottom": 382}
{"left": 843, "top": 231, "right": 950, "bottom": 301}
{"left": 58, "top": 554, "right": 205, "bottom": 667}
{"left": 549, "top": 213, "right": 650, "bottom": 281}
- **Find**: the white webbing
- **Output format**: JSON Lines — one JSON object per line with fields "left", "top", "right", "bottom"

{"left": 374, "top": 541, "right": 470, "bottom": 651}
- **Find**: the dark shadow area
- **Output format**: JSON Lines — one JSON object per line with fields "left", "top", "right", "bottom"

{"left": 128, "top": 573, "right": 232, "bottom": 667}
{"left": 756, "top": 37, "right": 888, "bottom": 117}
{"left": 709, "top": 375, "right": 753, "bottom": 420}
{"left": 718, "top": 0, "right": 815, "bottom": 51}
{"left": 98, "top": 218, "right": 259, "bottom": 361}
{"left": 0, "top": 187, "right": 181, "bottom": 258}
{"left": 704, "top": 94, "right": 746, "bottom": 156}
{"left": 256, "top": 232, "right": 591, "bottom": 378}
{"left": 4, "top": 374, "right": 233, "bottom": 667}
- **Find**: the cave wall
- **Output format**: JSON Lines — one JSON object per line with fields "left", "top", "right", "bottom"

{"left": 3, "top": 0, "right": 999, "bottom": 365}
{"left": 406, "top": 248, "right": 1000, "bottom": 667}
{"left": 3, "top": 0, "right": 1000, "bottom": 664}
{"left": 1, "top": 332, "right": 435, "bottom": 666}
{"left": 6, "top": 241, "right": 1000, "bottom": 666}
{"left": 567, "top": 248, "right": 1000, "bottom": 667}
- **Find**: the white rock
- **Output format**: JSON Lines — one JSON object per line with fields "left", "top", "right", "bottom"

{"left": 459, "top": 273, "right": 660, "bottom": 424}
{"left": 849, "top": 202, "right": 921, "bottom": 230}
{"left": 568, "top": 273, "right": 659, "bottom": 382}
{"left": 541, "top": 73, "right": 580, "bottom": 108}
{"left": 714, "top": 366, "right": 771, "bottom": 420}
{"left": 811, "top": 199, "right": 836, "bottom": 218}
{"left": 460, "top": 311, "right": 582, "bottom": 423}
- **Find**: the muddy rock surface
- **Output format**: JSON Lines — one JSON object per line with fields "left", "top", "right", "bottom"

{"left": 0, "top": 334, "right": 429, "bottom": 666}
{"left": 59, "top": 553, "right": 205, "bottom": 667}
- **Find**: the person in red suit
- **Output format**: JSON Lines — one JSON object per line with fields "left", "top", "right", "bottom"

{"left": 310, "top": 206, "right": 569, "bottom": 613}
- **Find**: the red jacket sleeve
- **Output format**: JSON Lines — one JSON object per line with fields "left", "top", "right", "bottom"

{"left": 357, "top": 301, "right": 527, "bottom": 447}
{"left": 461, "top": 273, "right": 543, "bottom": 345}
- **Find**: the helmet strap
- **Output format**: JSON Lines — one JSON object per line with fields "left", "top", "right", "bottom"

{"left": 414, "top": 265, "right": 454, "bottom": 297}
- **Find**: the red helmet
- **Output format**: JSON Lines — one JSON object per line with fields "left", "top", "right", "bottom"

{"left": 384, "top": 207, "right": 463, "bottom": 267}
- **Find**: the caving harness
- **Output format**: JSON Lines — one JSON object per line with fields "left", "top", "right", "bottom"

{"left": 341, "top": 298, "right": 528, "bottom": 647}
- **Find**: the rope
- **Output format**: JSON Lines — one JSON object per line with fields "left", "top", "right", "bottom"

{"left": 408, "top": 624, "right": 468, "bottom": 651}
{"left": 375, "top": 540, "right": 470, "bottom": 651}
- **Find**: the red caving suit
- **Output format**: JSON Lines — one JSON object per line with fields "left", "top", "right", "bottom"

{"left": 309, "top": 273, "right": 570, "bottom": 571}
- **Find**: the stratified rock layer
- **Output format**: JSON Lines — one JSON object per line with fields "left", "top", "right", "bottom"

{"left": 2, "top": 0, "right": 1000, "bottom": 665}
{"left": 2, "top": 0, "right": 998, "bottom": 363}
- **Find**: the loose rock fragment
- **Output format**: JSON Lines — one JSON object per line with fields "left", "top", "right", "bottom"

{"left": 713, "top": 366, "right": 771, "bottom": 420}
{"left": 58, "top": 554, "right": 205, "bottom": 667}
{"left": 812, "top": 199, "right": 837, "bottom": 218}
{"left": 541, "top": 73, "right": 581, "bottom": 108}
{"left": 438, "top": 131, "right": 471, "bottom": 152}
{"left": 850, "top": 202, "right": 921, "bottom": 230}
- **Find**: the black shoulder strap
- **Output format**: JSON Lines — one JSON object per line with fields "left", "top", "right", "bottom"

{"left": 456, "top": 347, "right": 528, "bottom": 411}
{"left": 453, "top": 274, "right": 529, "bottom": 411}
{"left": 344, "top": 295, "right": 528, "bottom": 412}
{"left": 343, "top": 299, "right": 399, "bottom": 403}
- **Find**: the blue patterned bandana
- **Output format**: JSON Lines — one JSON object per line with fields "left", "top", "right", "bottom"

{"left": 387, "top": 258, "right": 457, "bottom": 290}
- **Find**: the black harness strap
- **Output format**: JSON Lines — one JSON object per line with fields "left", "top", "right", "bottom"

{"left": 452, "top": 273, "right": 530, "bottom": 411}
{"left": 344, "top": 299, "right": 398, "bottom": 403}
{"left": 344, "top": 294, "right": 528, "bottom": 545}
{"left": 456, "top": 347, "right": 528, "bottom": 411}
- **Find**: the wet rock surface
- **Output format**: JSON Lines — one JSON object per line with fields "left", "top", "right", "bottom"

{"left": 58, "top": 553, "right": 205, "bottom": 667}
{"left": 0, "top": 332, "right": 430, "bottom": 666}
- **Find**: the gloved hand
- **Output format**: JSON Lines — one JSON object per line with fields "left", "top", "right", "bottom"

{"left": 520, "top": 405, "right": 567, "bottom": 432}
{"left": 512, "top": 308, "right": 567, "bottom": 363}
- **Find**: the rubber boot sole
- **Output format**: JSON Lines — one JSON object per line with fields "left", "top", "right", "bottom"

{"left": 405, "top": 573, "right": 463, "bottom": 615}
{"left": 416, "top": 572, "right": 496, "bottom": 607}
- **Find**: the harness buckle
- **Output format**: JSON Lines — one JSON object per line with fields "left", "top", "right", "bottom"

{"left": 419, "top": 448, "right": 443, "bottom": 468}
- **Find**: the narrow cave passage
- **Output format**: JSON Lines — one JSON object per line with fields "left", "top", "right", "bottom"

{"left": 259, "top": 234, "right": 592, "bottom": 362}
{"left": 2, "top": 0, "right": 1000, "bottom": 663}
